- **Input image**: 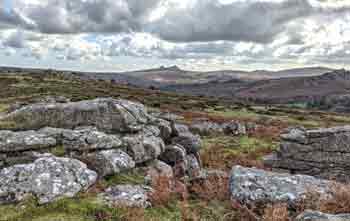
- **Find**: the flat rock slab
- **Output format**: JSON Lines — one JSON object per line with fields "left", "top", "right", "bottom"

{"left": 0, "top": 156, "right": 97, "bottom": 204}
{"left": 0, "top": 130, "right": 56, "bottom": 152}
{"left": 296, "top": 210, "right": 350, "bottom": 221}
{"left": 230, "top": 166, "right": 333, "bottom": 207}
{"left": 2, "top": 98, "right": 151, "bottom": 133}
{"left": 99, "top": 185, "right": 153, "bottom": 208}
{"left": 266, "top": 125, "right": 350, "bottom": 182}
{"left": 40, "top": 127, "right": 123, "bottom": 151}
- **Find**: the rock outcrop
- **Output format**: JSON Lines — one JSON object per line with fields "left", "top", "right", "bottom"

{"left": 2, "top": 98, "right": 151, "bottom": 132}
{"left": 0, "top": 155, "right": 97, "bottom": 204}
{"left": 296, "top": 210, "right": 350, "bottom": 221}
{"left": 264, "top": 126, "right": 350, "bottom": 182}
{"left": 190, "top": 120, "right": 249, "bottom": 136}
{"left": 229, "top": 166, "right": 333, "bottom": 207}
{"left": 0, "top": 98, "right": 204, "bottom": 205}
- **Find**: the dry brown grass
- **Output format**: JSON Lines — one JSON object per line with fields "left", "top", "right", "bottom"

{"left": 263, "top": 204, "right": 290, "bottom": 221}
{"left": 319, "top": 184, "right": 350, "bottom": 214}
{"left": 148, "top": 174, "right": 188, "bottom": 206}
{"left": 188, "top": 171, "right": 230, "bottom": 201}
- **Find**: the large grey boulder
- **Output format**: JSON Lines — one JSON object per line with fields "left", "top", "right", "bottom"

{"left": 122, "top": 132, "right": 165, "bottom": 163}
{"left": 99, "top": 185, "right": 153, "bottom": 208}
{"left": 0, "top": 156, "right": 97, "bottom": 204}
{"left": 84, "top": 149, "right": 135, "bottom": 177}
{"left": 265, "top": 126, "right": 350, "bottom": 182}
{"left": 229, "top": 166, "right": 333, "bottom": 207}
{"left": 0, "top": 130, "right": 57, "bottom": 152}
{"left": 2, "top": 98, "right": 151, "bottom": 133}
{"left": 296, "top": 210, "right": 350, "bottom": 221}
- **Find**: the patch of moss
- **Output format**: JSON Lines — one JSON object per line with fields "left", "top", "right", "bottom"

{"left": 0, "top": 120, "right": 17, "bottom": 130}
{"left": 50, "top": 146, "right": 66, "bottom": 157}
{"left": 103, "top": 169, "right": 146, "bottom": 186}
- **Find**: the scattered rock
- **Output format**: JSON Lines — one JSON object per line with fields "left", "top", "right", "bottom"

{"left": 0, "top": 156, "right": 97, "bottom": 204}
{"left": 296, "top": 210, "right": 350, "bottom": 221}
{"left": 84, "top": 149, "right": 135, "bottom": 177}
{"left": 222, "top": 121, "right": 246, "bottom": 136}
{"left": 229, "top": 166, "right": 333, "bottom": 207}
{"left": 100, "top": 185, "right": 153, "bottom": 208}
{"left": 265, "top": 126, "right": 350, "bottom": 182}
{"left": 190, "top": 121, "right": 223, "bottom": 136}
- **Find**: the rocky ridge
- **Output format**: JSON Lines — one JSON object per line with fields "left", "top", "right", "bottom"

{"left": 264, "top": 126, "right": 350, "bottom": 182}
{"left": 0, "top": 98, "right": 202, "bottom": 205}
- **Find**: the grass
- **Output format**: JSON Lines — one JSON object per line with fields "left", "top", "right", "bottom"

{"left": 201, "top": 135, "right": 279, "bottom": 170}
{"left": 102, "top": 169, "right": 146, "bottom": 186}
{"left": 50, "top": 146, "right": 66, "bottom": 157}
{"left": 0, "top": 195, "right": 236, "bottom": 221}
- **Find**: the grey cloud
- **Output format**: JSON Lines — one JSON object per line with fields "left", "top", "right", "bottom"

{"left": 1, "top": 0, "right": 162, "bottom": 34}
{"left": 3, "top": 31, "right": 26, "bottom": 48}
{"left": 150, "top": 0, "right": 350, "bottom": 43}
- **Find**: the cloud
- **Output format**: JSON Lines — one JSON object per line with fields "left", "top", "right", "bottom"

{"left": 149, "top": 0, "right": 350, "bottom": 43}
{"left": 2, "top": 30, "right": 26, "bottom": 48}
{"left": 1, "top": 0, "right": 162, "bottom": 34}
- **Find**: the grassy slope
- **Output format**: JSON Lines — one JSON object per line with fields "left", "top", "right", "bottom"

{"left": 1, "top": 73, "right": 350, "bottom": 220}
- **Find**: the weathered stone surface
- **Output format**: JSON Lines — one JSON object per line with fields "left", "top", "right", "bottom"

{"left": 159, "top": 144, "right": 187, "bottom": 167}
{"left": 100, "top": 185, "right": 153, "bottom": 208}
{"left": 0, "top": 156, "right": 97, "bottom": 204}
{"left": 229, "top": 166, "right": 332, "bottom": 207}
{"left": 296, "top": 210, "right": 350, "bottom": 221}
{"left": 122, "top": 132, "right": 165, "bottom": 163}
{"left": 84, "top": 149, "right": 135, "bottom": 177}
{"left": 172, "top": 123, "right": 190, "bottom": 136}
{"left": 0, "top": 130, "right": 57, "bottom": 152}
{"left": 3, "top": 98, "right": 151, "bottom": 133}
{"left": 152, "top": 118, "right": 172, "bottom": 141}
{"left": 172, "top": 133, "right": 202, "bottom": 154}
{"left": 40, "top": 127, "right": 123, "bottom": 151}
{"left": 186, "top": 154, "right": 201, "bottom": 177}
{"left": 265, "top": 126, "right": 350, "bottom": 182}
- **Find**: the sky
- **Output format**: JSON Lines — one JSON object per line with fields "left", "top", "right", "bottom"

{"left": 0, "top": 0, "right": 350, "bottom": 72}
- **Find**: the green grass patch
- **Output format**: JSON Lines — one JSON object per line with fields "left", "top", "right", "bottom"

{"left": 201, "top": 135, "right": 279, "bottom": 170}
{"left": 0, "top": 197, "right": 123, "bottom": 221}
{"left": 103, "top": 169, "right": 146, "bottom": 186}
{"left": 50, "top": 146, "right": 66, "bottom": 157}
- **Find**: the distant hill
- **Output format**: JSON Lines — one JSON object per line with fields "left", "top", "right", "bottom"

{"left": 235, "top": 69, "right": 350, "bottom": 103}
{"left": 162, "top": 67, "right": 334, "bottom": 97}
